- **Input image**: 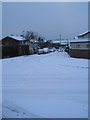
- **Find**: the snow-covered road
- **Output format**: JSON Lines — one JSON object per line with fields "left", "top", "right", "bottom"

{"left": 2, "top": 51, "right": 88, "bottom": 118}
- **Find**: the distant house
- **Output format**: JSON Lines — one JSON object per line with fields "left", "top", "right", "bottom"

{"left": 69, "top": 31, "right": 90, "bottom": 59}
{"left": 1, "top": 35, "right": 29, "bottom": 58}
{"left": 52, "top": 40, "right": 60, "bottom": 49}
{"left": 61, "top": 40, "right": 68, "bottom": 49}
{"left": 52, "top": 40, "right": 67, "bottom": 49}
{"left": 37, "top": 39, "right": 47, "bottom": 49}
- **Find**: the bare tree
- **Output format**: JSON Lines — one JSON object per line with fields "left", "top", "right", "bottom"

{"left": 22, "top": 30, "right": 39, "bottom": 54}
{"left": 46, "top": 40, "right": 53, "bottom": 48}
{"left": 22, "top": 31, "right": 37, "bottom": 42}
{"left": 37, "top": 37, "right": 45, "bottom": 48}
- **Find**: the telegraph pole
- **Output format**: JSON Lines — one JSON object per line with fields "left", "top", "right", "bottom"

{"left": 66, "top": 39, "right": 68, "bottom": 46}
{"left": 60, "top": 34, "right": 61, "bottom": 47}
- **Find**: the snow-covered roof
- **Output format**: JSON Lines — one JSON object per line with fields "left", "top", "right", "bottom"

{"left": 78, "top": 31, "right": 89, "bottom": 37}
{"left": 61, "top": 42, "right": 67, "bottom": 45}
{"left": 52, "top": 40, "right": 60, "bottom": 44}
{"left": 52, "top": 40, "right": 67, "bottom": 45}
{"left": 69, "top": 38, "right": 89, "bottom": 43}
{"left": 8, "top": 36, "right": 38, "bottom": 43}
{"left": 8, "top": 35, "right": 26, "bottom": 41}
{"left": 44, "top": 39, "right": 47, "bottom": 42}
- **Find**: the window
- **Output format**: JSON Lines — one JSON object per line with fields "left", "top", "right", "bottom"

{"left": 5, "top": 42, "right": 10, "bottom": 46}
{"left": 87, "top": 44, "right": 90, "bottom": 48}
{"left": 76, "top": 44, "right": 80, "bottom": 48}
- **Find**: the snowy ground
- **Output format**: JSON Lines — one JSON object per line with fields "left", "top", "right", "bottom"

{"left": 2, "top": 51, "right": 88, "bottom": 118}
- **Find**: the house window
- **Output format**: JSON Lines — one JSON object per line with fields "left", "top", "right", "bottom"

{"left": 76, "top": 44, "right": 80, "bottom": 48}
{"left": 87, "top": 44, "right": 90, "bottom": 48}
{"left": 5, "top": 42, "right": 11, "bottom": 46}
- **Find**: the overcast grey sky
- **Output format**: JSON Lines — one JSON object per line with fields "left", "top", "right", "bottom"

{"left": 2, "top": 2, "right": 88, "bottom": 40}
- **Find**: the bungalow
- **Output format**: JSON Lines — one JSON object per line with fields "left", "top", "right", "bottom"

{"left": 1, "top": 35, "right": 29, "bottom": 58}
{"left": 69, "top": 32, "right": 90, "bottom": 59}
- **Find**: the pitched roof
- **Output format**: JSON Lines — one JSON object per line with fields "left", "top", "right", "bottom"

{"left": 8, "top": 35, "right": 26, "bottom": 41}
{"left": 78, "top": 31, "right": 90, "bottom": 37}
{"left": 52, "top": 40, "right": 67, "bottom": 45}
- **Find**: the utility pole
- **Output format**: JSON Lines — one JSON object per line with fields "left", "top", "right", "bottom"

{"left": 66, "top": 39, "right": 68, "bottom": 46}
{"left": 60, "top": 34, "right": 61, "bottom": 47}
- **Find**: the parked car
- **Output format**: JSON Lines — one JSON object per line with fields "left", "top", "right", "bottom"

{"left": 49, "top": 48, "right": 55, "bottom": 52}
{"left": 58, "top": 48, "right": 63, "bottom": 52}
{"left": 43, "top": 48, "right": 49, "bottom": 54}
{"left": 52, "top": 47, "right": 56, "bottom": 52}
{"left": 38, "top": 49, "right": 44, "bottom": 54}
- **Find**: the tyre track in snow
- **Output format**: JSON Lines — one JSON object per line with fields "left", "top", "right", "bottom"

{"left": 2, "top": 52, "right": 88, "bottom": 118}
{"left": 3, "top": 99, "right": 41, "bottom": 118}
